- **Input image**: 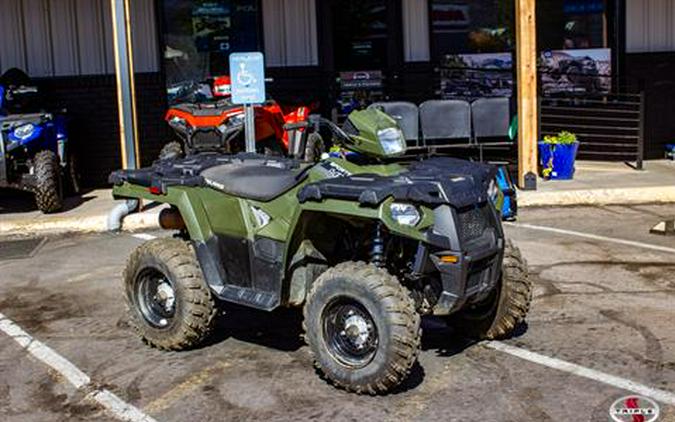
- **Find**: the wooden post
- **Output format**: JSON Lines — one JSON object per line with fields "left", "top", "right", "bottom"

{"left": 110, "top": 0, "right": 140, "bottom": 169}
{"left": 516, "top": 0, "right": 538, "bottom": 190}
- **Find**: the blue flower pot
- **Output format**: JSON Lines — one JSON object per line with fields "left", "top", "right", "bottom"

{"left": 538, "top": 142, "right": 580, "bottom": 180}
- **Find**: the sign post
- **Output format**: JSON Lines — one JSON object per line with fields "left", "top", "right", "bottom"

{"left": 229, "top": 52, "right": 266, "bottom": 153}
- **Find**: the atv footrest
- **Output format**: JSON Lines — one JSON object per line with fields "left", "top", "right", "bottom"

{"left": 215, "top": 285, "right": 280, "bottom": 311}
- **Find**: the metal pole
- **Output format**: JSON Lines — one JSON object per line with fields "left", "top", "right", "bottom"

{"left": 637, "top": 91, "right": 645, "bottom": 170}
{"left": 110, "top": 0, "right": 140, "bottom": 169}
{"left": 244, "top": 104, "right": 256, "bottom": 153}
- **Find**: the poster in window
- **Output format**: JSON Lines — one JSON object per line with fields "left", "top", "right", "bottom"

{"left": 439, "top": 52, "right": 513, "bottom": 100}
{"left": 192, "top": 2, "right": 232, "bottom": 52}
{"left": 191, "top": 1, "right": 259, "bottom": 53}
{"left": 540, "top": 48, "right": 611, "bottom": 94}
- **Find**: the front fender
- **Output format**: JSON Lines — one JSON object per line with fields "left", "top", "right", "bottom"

{"left": 296, "top": 197, "right": 433, "bottom": 243}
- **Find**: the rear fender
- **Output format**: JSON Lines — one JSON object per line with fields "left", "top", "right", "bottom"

{"left": 112, "top": 183, "right": 214, "bottom": 241}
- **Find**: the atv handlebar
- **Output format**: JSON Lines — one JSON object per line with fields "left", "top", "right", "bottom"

{"left": 283, "top": 121, "right": 309, "bottom": 131}
{"left": 307, "top": 115, "right": 353, "bottom": 145}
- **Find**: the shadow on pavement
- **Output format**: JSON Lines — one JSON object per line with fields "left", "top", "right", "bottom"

{"left": 0, "top": 187, "right": 95, "bottom": 214}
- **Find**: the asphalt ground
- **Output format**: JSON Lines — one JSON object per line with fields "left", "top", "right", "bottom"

{"left": 0, "top": 204, "right": 674, "bottom": 421}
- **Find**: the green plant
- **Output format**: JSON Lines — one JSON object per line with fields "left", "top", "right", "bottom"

{"left": 542, "top": 130, "right": 578, "bottom": 145}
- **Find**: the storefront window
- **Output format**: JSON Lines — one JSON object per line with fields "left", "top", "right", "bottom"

{"left": 537, "top": 0, "right": 607, "bottom": 51}
{"left": 431, "top": 0, "right": 514, "bottom": 99}
{"left": 430, "top": 0, "right": 514, "bottom": 59}
{"left": 161, "top": 0, "right": 261, "bottom": 88}
{"left": 537, "top": 0, "right": 610, "bottom": 95}
{"left": 332, "top": 0, "right": 389, "bottom": 70}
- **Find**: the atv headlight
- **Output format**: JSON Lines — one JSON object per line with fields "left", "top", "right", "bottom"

{"left": 377, "top": 128, "right": 405, "bottom": 155}
{"left": 169, "top": 116, "right": 187, "bottom": 129}
{"left": 13, "top": 123, "right": 35, "bottom": 140}
{"left": 390, "top": 203, "right": 420, "bottom": 226}
{"left": 228, "top": 112, "right": 245, "bottom": 126}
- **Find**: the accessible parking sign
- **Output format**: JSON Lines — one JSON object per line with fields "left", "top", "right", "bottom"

{"left": 229, "top": 52, "right": 266, "bottom": 105}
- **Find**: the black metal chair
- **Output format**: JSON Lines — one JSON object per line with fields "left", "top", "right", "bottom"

{"left": 471, "top": 97, "right": 511, "bottom": 141}
{"left": 369, "top": 101, "right": 420, "bottom": 146}
{"left": 471, "top": 97, "right": 513, "bottom": 161}
{"left": 419, "top": 99, "right": 472, "bottom": 145}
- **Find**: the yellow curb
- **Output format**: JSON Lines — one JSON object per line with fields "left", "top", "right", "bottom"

{"left": 0, "top": 210, "right": 161, "bottom": 236}
{"left": 519, "top": 186, "right": 675, "bottom": 207}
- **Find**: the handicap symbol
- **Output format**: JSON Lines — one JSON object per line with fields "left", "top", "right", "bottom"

{"left": 236, "top": 62, "right": 256, "bottom": 87}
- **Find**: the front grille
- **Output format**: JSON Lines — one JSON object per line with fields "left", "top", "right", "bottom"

{"left": 466, "top": 256, "right": 494, "bottom": 291}
{"left": 456, "top": 203, "right": 493, "bottom": 244}
{"left": 191, "top": 129, "right": 222, "bottom": 149}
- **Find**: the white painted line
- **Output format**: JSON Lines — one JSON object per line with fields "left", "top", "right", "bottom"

{"left": 0, "top": 312, "right": 157, "bottom": 422}
{"left": 506, "top": 222, "right": 675, "bottom": 255}
{"left": 131, "top": 233, "right": 157, "bottom": 241}
{"left": 485, "top": 341, "right": 675, "bottom": 406}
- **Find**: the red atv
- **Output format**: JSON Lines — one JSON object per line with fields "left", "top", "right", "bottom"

{"left": 161, "top": 76, "right": 323, "bottom": 161}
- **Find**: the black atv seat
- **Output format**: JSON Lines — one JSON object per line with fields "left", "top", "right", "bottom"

{"left": 201, "top": 159, "right": 307, "bottom": 201}
{"left": 109, "top": 153, "right": 307, "bottom": 202}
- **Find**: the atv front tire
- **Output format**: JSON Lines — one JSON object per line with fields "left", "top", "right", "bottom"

{"left": 33, "top": 150, "right": 63, "bottom": 213}
{"left": 123, "top": 238, "right": 216, "bottom": 350}
{"left": 159, "top": 141, "right": 184, "bottom": 160}
{"left": 449, "top": 240, "right": 532, "bottom": 339}
{"left": 303, "top": 261, "right": 421, "bottom": 394}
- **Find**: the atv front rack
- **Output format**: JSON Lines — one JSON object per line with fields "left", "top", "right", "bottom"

{"left": 298, "top": 157, "right": 496, "bottom": 209}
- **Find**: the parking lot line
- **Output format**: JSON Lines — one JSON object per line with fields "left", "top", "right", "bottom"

{"left": 131, "top": 233, "right": 157, "bottom": 241}
{"left": 506, "top": 222, "right": 675, "bottom": 255}
{"left": 0, "top": 312, "right": 158, "bottom": 422}
{"left": 485, "top": 341, "right": 675, "bottom": 406}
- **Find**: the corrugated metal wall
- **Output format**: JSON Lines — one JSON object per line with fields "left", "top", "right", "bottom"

{"left": 262, "top": 0, "right": 318, "bottom": 67}
{"left": 402, "top": 0, "right": 430, "bottom": 62}
{"left": 627, "top": 0, "right": 675, "bottom": 53}
{"left": 0, "top": 0, "right": 159, "bottom": 77}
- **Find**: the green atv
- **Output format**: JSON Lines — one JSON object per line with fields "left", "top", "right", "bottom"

{"left": 110, "top": 108, "right": 532, "bottom": 394}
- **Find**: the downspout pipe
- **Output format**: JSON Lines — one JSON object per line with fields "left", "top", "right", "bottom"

{"left": 108, "top": 0, "right": 141, "bottom": 232}
{"left": 107, "top": 199, "right": 139, "bottom": 232}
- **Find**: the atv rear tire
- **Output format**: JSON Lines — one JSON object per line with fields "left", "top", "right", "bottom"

{"left": 448, "top": 240, "right": 531, "bottom": 339}
{"left": 303, "top": 261, "right": 421, "bottom": 394}
{"left": 33, "top": 150, "right": 63, "bottom": 213}
{"left": 66, "top": 154, "right": 81, "bottom": 196}
{"left": 159, "top": 141, "right": 184, "bottom": 161}
{"left": 123, "top": 238, "right": 216, "bottom": 350}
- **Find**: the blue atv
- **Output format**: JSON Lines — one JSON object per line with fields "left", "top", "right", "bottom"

{"left": 0, "top": 69, "right": 79, "bottom": 213}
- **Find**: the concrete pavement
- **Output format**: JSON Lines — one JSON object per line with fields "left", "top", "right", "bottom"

{"left": 0, "top": 204, "right": 673, "bottom": 421}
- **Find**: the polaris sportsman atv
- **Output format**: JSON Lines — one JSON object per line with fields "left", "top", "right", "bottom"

{"left": 0, "top": 69, "right": 79, "bottom": 213}
{"left": 110, "top": 108, "right": 532, "bottom": 394}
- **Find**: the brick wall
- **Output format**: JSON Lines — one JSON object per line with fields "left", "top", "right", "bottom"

{"left": 35, "top": 73, "right": 171, "bottom": 187}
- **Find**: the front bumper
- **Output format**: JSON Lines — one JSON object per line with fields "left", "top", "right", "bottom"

{"left": 425, "top": 204, "right": 504, "bottom": 315}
